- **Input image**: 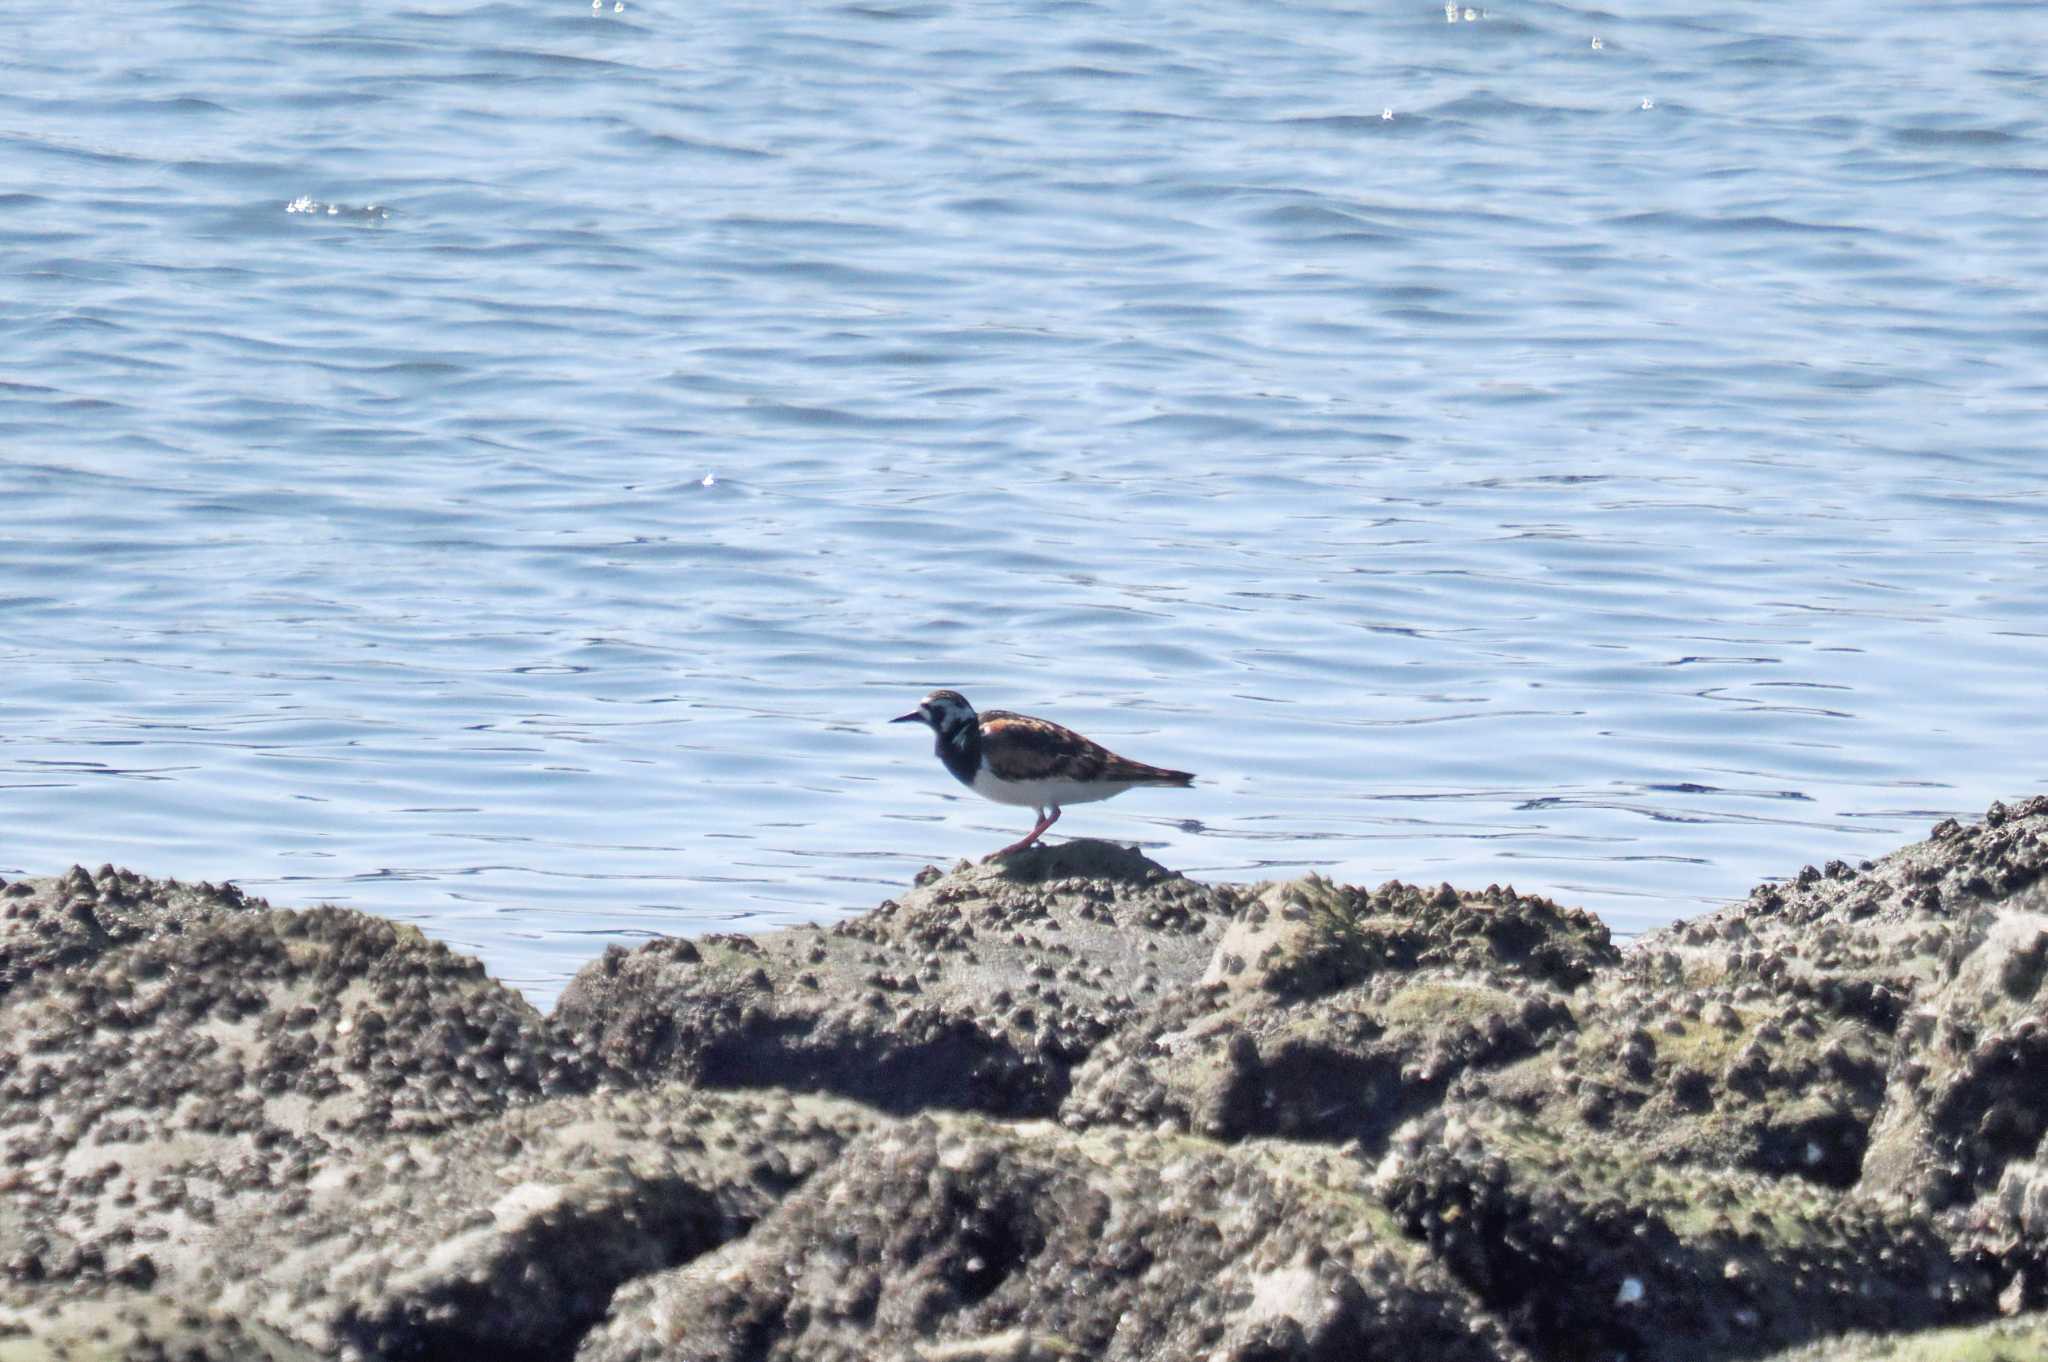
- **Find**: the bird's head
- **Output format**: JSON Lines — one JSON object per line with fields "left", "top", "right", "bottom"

{"left": 892, "top": 689, "right": 976, "bottom": 737}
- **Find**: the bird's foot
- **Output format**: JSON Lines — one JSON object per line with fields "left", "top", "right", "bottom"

{"left": 984, "top": 808, "right": 1060, "bottom": 864}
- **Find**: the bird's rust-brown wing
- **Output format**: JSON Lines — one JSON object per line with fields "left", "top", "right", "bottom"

{"left": 978, "top": 711, "right": 1194, "bottom": 786}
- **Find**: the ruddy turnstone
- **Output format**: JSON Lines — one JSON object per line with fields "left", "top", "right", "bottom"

{"left": 891, "top": 689, "right": 1195, "bottom": 859}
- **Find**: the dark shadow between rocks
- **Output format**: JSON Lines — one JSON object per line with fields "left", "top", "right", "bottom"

{"left": 695, "top": 1013, "right": 1068, "bottom": 1118}
{"left": 338, "top": 1179, "right": 740, "bottom": 1362}
{"left": 1924, "top": 1027, "right": 2048, "bottom": 1207}
{"left": 1745, "top": 1108, "right": 1871, "bottom": 1189}
{"left": 1214, "top": 1040, "right": 1410, "bottom": 1145}
{"left": 1384, "top": 1142, "right": 1976, "bottom": 1362}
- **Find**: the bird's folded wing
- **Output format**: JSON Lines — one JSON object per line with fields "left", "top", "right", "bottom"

{"left": 978, "top": 712, "right": 1110, "bottom": 781}
{"left": 979, "top": 712, "right": 1189, "bottom": 785}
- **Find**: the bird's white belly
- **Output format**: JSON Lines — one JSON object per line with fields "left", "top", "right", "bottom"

{"left": 970, "top": 767, "right": 1135, "bottom": 809}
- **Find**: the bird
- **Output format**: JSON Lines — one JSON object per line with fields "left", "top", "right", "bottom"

{"left": 891, "top": 689, "right": 1195, "bottom": 859}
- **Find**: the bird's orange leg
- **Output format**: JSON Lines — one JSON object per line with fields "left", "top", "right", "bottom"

{"left": 986, "top": 805, "right": 1060, "bottom": 861}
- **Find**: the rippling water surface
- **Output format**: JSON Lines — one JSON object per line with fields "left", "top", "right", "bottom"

{"left": 4, "top": 1, "right": 2044, "bottom": 1003}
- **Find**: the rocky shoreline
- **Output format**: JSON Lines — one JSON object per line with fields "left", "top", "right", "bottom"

{"left": 5, "top": 799, "right": 2048, "bottom": 1360}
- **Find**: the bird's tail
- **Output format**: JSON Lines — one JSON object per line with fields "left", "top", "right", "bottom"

{"left": 1134, "top": 764, "right": 1196, "bottom": 787}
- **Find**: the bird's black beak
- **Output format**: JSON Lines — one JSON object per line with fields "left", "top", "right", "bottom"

{"left": 891, "top": 710, "right": 924, "bottom": 725}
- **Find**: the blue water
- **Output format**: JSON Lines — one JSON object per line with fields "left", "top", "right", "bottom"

{"left": 4, "top": 1, "right": 2044, "bottom": 1005}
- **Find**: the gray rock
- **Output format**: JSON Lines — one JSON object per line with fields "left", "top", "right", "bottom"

{"left": 1066, "top": 876, "right": 1603, "bottom": 1143}
{"left": 8, "top": 802, "right": 2048, "bottom": 1362}
{"left": 249, "top": 1086, "right": 874, "bottom": 1359}
{"left": 0, "top": 864, "right": 258, "bottom": 1001}
{"left": 0, "top": 1288, "right": 323, "bottom": 1361}
{"left": 555, "top": 840, "right": 1235, "bottom": 1117}
{"left": 0, "top": 867, "right": 874, "bottom": 1360}
{"left": 2, "top": 1082, "right": 874, "bottom": 1361}
{"left": 574, "top": 1114, "right": 1521, "bottom": 1362}
{"left": 1375, "top": 1103, "right": 1979, "bottom": 1359}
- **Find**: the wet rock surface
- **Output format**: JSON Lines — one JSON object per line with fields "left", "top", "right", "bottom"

{"left": 3, "top": 798, "right": 2047, "bottom": 1360}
